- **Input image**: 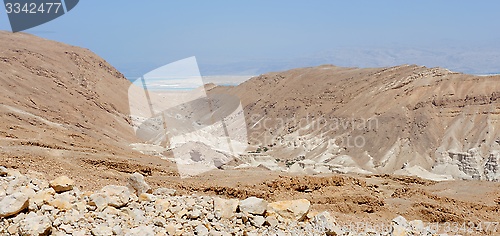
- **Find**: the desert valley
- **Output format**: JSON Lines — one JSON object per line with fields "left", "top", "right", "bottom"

{"left": 1, "top": 31, "right": 499, "bottom": 235}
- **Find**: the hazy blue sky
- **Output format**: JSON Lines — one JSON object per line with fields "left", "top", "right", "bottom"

{"left": 1, "top": 1, "right": 500, "bottom": 76}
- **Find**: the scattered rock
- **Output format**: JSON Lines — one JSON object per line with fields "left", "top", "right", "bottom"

{"left": 392, "top": 215, "right": 408, "bottom": 227}
{"left": 101, "top": 185, "right": 130, "bottom": 208}
{"left": 30, "top": 188, "right": 55, "bottom": 209}
{"left": 0, "top": 192, "right": 29, "bottom": 218}
{"left": 409, "top": 219, "right": 425, "bottom": 235}
{"left": 289, "top": 162, "right": 305, "bottom": 174}
{"left": 250, "top": 215, "right": 266, "bottom": 227}
{"left": 194, "top": 224, "right": 209, "bottom": 235}
{"left": 128, "top": 172, "right": 152, "bottom": 195}
{"left": 189, "top": 209, "right": 202, "bottom": 219}
{"left": 154, "top": 198, "right": 171, "bottom": 212}
{"left": 19, "top": 214, "right": 52, "bottom": 236}
{"left": 164, "top": 223, "right": 176, "bottom": 235}
{"left": 213, "top": 197, "right": 238, "bottom": 219}
{"left": 0, "top": 167, "right": 444, "bottom": 235}
{"left": 0, "top": 166, "right": 7, "bottom": 176}
{"left": 126, "top": 225, "right": 155, "bottom": 236}
{"left": 89, "top": 193, "right": 109, "bottom": 211}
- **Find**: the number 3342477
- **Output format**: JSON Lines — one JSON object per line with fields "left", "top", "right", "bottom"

{"left": 5, "top": 2, "right": 62, "bottom": 14}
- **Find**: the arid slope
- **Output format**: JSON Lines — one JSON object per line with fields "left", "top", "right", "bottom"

{"left": 0, "top": 31, "right": 163, "bottom": 187}
{"left": 216, "top": 65, "right": 500, "bottom": 180}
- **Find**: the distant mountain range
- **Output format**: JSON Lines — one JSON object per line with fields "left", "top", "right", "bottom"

{"left": 199, "top": 45, "right": 500, "bottom": 76}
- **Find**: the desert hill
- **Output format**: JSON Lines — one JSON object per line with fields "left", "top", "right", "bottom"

{"left": 214, "top": 65, "right": 500, "bottom": 181}
{"left": 0, "top": 32, "right": 133, "bottom": 146}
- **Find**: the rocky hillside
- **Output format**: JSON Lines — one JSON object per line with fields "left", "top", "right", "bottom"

{"left": 217, "top": 65, "right": 500, "bottom": 181}
{"left": 0, "top": 32, "right": 134, "bottom": 148}
{"left": 0, "top": 31, "right": 168, "bottom": 188}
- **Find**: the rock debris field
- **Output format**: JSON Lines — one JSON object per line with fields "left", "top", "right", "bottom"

{"left": 0, "top": 166, "right": 450, "bottom": 235}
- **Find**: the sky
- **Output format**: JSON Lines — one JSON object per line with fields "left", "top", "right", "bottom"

{"left": 1, "top": 1, "right": 500, "bottom": 77}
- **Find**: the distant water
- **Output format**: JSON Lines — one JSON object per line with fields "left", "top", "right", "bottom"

{"left": 128, "top": 77, "right": 198, "bottom": 91}
{"left": 475, "top": 72, "right": 500, "bottom": 76}
{"left": 149, "top": 87, "right": 198, "bottom": 91}
{"left": 128, "top": 75, "right": 253, "bottom": 91}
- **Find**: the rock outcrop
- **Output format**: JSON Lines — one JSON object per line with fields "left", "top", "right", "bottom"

{"left": 484, "top": 151, "right": 500, "bottom": 181}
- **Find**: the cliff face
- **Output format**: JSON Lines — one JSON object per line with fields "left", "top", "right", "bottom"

{"left": 221, "top": 65, "right": 500, "bottom": 180}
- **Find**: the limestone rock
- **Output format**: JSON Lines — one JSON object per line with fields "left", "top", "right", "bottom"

{"left": 91, "top": 224, "right": 113, "bottom": 236}
{"left": 391, "top": 215, "right": 409, "bottom": 236}
{"left": 154, "top": 198, "right": 171, "bottom": 212}
{"left": 101, "top": 185, "right": 130, "bottom": 208}
{"left": 138, "top": 193, "right": 156, "bottom": 202}
{"left": 189, "top": 209, "right": 202, "bottom": 219}
{"left": 250, "top": 215, "right": 266, "bottom": 227}
{"left": 30, "top": 188, "right": 56, "bottom": 207}
{"left": 239, "top": 197, "right": 268, "bottom": 215}
{"left": 267, "top": 199, "right": 310, "bottom": 221}
{"left": 310, "top": 211, "right": 341, "bottom": 235}
{"left": 89, "top": 193, "right": 109, "bottom": 211}
{"left": 19, "top": 214, "right": 52, "bottom": 236}
{"left": 195, "top": 224, "right": 209, "bottom": 235}
{"left": 392, "top": 215, "right": 408, "bottom": 227}
{"left": 408, "top": 220, "right": 425, "bottom": 235}
{"left": 49, "top": 176, "right": 74, "bottom": 193}
{"left": 126, "top": 225, "right": 155, "bottom": 236}
{"left": 153, "top": 187, "right": 176, "bottom": 196}
{"left": 49, "top": 192, "right": 75, "bottom": 211}
{"left": 0, "top": 192, "right": 29, "bottom": 218}
{"left": 484, "top": 151, "right": 500, "bottom": 181}
{"left": 0, "top": 166, "right": 7, "bottom": 176}
{"left": 0, "top": 166, "right": 449, "bottom": 235}
{"left": 265, "top": 215, "right": 279, "bottom": 227}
